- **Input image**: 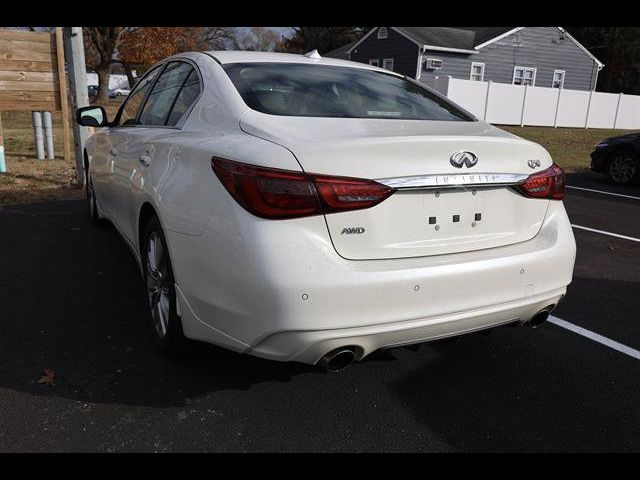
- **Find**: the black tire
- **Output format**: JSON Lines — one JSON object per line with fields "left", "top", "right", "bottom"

{"left": 86, "top": 169, "right": 105, "bottom": 226}
{"left": 141, "top": 215, "right": 186, "bottom": 354}
{"left": 606, "top": 149, "right": 640, "bottom": 186}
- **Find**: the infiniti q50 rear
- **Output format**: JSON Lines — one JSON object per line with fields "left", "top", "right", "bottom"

{"left": 76, "top": 51, "right": 576, "bottom": 370}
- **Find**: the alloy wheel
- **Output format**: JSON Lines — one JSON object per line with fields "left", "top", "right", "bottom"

{"left": 608, "top": 155, "right": 636, "bottom": 185}
{"left": 146, "top": 231, "right": 171, "bottom": 339}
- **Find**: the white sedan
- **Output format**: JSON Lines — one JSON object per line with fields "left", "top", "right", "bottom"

{"left": 76, "top": 51, "right": 576, "bottom": 372}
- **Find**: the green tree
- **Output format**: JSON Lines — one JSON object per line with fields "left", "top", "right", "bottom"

{"left": 566, "top": 27, "right": 640, "bottom": 94}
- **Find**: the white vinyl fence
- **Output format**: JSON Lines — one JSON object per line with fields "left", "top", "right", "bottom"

{"left": 444, "top": 78, "right": 640, "bottom": 130}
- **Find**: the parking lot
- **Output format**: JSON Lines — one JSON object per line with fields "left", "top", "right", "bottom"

{"left": 0, "top": 170, "right": 638, "bottom": 452}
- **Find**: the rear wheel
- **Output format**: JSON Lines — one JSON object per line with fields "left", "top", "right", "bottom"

{"left": 141, "top": 216, "right": 186, "bottom": 354}
{"left": 606, "top": 150, "right": 639, "bottom": 186}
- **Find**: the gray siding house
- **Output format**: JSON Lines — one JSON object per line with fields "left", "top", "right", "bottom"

{"left": 326, "top": 27, "right": 604, "bottom": 92}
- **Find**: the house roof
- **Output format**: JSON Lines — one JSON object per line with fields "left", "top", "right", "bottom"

{"left": 342, "top": 27, "right": 603, "bottom": 68}
{"left": 396, "top": 27, "right": 514, "bottom": 50}
{"left": 324, "top": 39, "right": 359, "bottom": 60}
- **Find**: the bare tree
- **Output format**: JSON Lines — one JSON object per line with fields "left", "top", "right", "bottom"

{"left": 83, "top": 27, "right": 124, "bottom": 105}
{"left": 203, "top": 27, "right": 239, "bottom": 50}
{"left": 236, "top": 27, "right": 280, "bottom": 51}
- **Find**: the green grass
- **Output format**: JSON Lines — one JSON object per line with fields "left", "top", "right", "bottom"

{"left": 0, "top": 98, "right": 123, "bottom": 156}
{"left": 0, "top": 98, "right": 124, "bottom": 205}
{"left": 499, "top": 125, "right": 639, "bottom": 172}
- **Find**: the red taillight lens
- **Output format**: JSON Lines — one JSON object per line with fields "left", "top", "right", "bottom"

{"left": 313, "top": 175, "right": 394, "bottom": 214}
{"left": 212, "top": 157, "right": 322, "bottom": 219}
{"left": 516, "top": 163, "right": 565, "bottom": 200}
{"left": 212, "top": 157, "right": 395, "bottom": 219}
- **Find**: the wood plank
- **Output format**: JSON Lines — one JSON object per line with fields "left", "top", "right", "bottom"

{"left": 0, "top": 39, "right": 57, "bottom": 62}
{"left": 55, "top": 28, "right": 72, "bottom": 162}
{"left": 0, "top": 90, "right": 59, "bottom": 102}
{"left": 0, "top": 30, "right": 53, "bottom": 43}
{"left": 0, "top": 100, "right": 57, "bottom": 110}
{"left": 2, "top": 39, "right": 55, "bottom": 54}
{"left": 0, "top": 80, "right": 57, "bottom": 92}
{"left": 0, "top": 71, "right": 55, "bottom": 82}
{"left": 0, "top": 60, "right": 56, "bottom": 72}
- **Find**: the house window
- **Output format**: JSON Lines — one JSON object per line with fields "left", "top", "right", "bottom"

{"left": 552, "top": 69, "right": 566, "bottom": 88}
{"left": 513, "top": 66, "right": 537, "bottom": 86}
{"left": 377, "top": 27, "right": 388, "bottom": 40}
{"left": 382, "top": 58, "right": 394, "bottom": 71}
{"left": 470, "top": 62, "right": 485, "bottom": 82}
{"left": 369, "top": 59, "right": 379, "bottom": 67}
{"left": 425, "top": 58, "right": 443, "bottom": 70}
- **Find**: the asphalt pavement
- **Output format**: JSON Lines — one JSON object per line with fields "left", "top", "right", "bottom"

{"left": 0, "top": 170, "right": 638, "bottom": 452}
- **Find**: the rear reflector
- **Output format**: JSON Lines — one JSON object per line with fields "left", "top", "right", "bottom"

{"left": 212, "top": 157, "right": 395, "bottom": 219}
{"left": 516, "top": 164, "right": 565, "bottom": 200}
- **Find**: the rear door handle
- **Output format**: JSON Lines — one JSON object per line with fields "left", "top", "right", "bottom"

{"left": 138, "top": 155, "right": 151, "bottom": 167}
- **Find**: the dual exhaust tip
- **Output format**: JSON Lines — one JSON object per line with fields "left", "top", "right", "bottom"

{"left": 317, "top": 307, "right": 554, "bottom": 371}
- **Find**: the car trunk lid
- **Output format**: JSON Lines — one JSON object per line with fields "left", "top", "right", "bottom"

{"left": 240, "top": 112, "right": 553, "bottom": 260}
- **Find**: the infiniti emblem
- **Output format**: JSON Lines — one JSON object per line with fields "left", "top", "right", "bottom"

{"left": 450, "top": 151, "right": 479, "bottom": 169}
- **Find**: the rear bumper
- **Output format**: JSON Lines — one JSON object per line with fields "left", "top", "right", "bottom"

{"left": 251, "top": 288, "right": 566, "bottom": 364}
{"left": 170, "top": 200, "right": 576, "bottom": 365}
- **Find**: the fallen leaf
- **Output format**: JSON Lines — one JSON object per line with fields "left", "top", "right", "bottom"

{"left": 38, "top": 369, "right": 56, "bottom": 387}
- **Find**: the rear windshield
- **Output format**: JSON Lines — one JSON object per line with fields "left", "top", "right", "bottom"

{"left": 223, "top": 63, "right": 473, "bottom": 121}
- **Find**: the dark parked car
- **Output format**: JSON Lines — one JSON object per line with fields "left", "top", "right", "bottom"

{"left": 88, "top": 85, "right": 98, "bottom": 99}
{"left": 591, "top": 132, "right": 640, "bottom": 186}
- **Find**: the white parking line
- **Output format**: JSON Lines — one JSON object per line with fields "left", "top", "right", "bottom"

{"left": 572, "top": 224, "right": 640, "bottom": 243}
{"left": 549, "top": 315, "right": 640, "bottom": 361}
{"left": 567, "top": 185, "right": 640, "bottom": 201}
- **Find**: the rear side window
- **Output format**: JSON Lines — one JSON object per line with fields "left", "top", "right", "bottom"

{"left": 223, "top": 63, "right": 472, "bottom": 121}
{"left": 166, "top": 70, "right": 201, "bottom": 126}
{"left": 118, "top": 66, "right": 162, "bottom": 126}
{"left": 139, "top": 62, "right": 194, "bottom": 126}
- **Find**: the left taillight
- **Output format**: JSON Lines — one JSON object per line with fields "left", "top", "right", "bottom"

{"left": 516, "top": 163, "right": 565, "bottom": 200}
{"left": 211, "top": 157, "right": 395, "bottom": 219}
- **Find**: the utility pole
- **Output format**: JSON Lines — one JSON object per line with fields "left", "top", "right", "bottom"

{"left": 62, "top": 27, "right": 90, "bottom": 187}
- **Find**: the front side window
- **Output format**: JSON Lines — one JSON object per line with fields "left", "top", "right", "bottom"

{"left": 470, "top": 62, "right": 485, "bottom": 82}
{"left": 223, "top": 63, "right": 473, "bottom": 121}
{"left": 117, "top": 66, "right": 162, "bottom": 126}
{"left": 513, "top": 66, "right": 536, "bottom": 86}
{"left": 139, "top": 62, "right": 193, "bottom": 126}
{"left": 552, "top": 70, "right": 565, "bottom": 89}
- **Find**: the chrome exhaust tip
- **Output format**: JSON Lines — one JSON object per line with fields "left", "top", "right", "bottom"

{"left": 318, "top": 347, "right": 357, "bottom": 372}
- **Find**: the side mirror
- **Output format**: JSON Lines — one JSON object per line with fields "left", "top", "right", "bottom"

{"left": 76, "top": 106, "right": 108, "bottom": 128}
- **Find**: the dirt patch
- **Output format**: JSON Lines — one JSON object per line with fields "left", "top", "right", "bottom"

{"left": 0, "top": 155, "right": 84, "bottom": 205}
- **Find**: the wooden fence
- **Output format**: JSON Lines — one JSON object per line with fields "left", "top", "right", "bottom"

{"left": 0, "top": 28, "right": 71, "bottom": 161}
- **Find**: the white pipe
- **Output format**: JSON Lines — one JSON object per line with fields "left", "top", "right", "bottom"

{"left": 32, "top": 111, "right": 45, "bottom": 160}
{"left": 43, "top": 111, "right": 55, "bottom": 159}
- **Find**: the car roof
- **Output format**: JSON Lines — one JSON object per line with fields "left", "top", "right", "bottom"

{"left": 203, "top": 50, "right": 402, "bottom": 76}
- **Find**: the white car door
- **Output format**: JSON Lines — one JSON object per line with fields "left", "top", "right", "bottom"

{"left": 106, "top": 65, "right": 164, "bottom": 242}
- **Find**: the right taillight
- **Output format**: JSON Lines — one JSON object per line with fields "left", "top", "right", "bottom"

{"left": 211, "top": 157, "right": 395, "bottom": 219}
{"left": 516, "top": 163, "right": 565, "bottom": 200}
